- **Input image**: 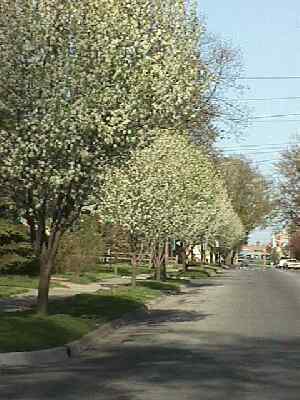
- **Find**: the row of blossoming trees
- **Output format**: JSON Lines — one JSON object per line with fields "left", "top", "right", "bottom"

{"left": 98, "top": 132, "right": 245, "bottom": 287}
{"left": 0, "top": 0, "right": 245, "bottom": 313}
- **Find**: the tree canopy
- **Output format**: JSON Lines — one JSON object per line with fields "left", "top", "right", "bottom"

{"left": 219, "top": 156, "right": 272, "bottom": 236}
{"left": 0, "top": 0, "right": 253, "bottom": 312}
{"left": 0, "top": 0, "right": 212, "bottom": 312}
{"left": 98, "top": 131, "right": 245, "bottom": 282}
{"left": 277, "top": 144, "right": 300, "bottom": 228}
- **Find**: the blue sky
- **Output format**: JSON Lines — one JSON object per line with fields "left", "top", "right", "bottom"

{"left": 198, "top": 0, "right": 300, "bottom": 244}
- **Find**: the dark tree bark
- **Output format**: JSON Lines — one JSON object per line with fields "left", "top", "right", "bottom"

{"left": 225, "top": 250, "right": 233, "bottom": 266}
{"left": 131, "top": 253, "right": 137, "bottom": 288}
{"left": 36, "top": 228, "right": 62, "bottom": 314}
{"left": 164, "top": 239, "right": 169, "bottom": 267}
{"left": 160, "top": 239, "right": 169, "bottom": 280}
{"left": 129, "top": 232, "right": 139, "bottom": 288}
{"left": 154, "top": 241, "right": 165, "bottom": 281}
{"left": 154, "top": 257, "right": 161, "bottom": 281}
{"left": 201, "top": 242, "right": 206, "bottom": 263}
{"left": 37, "top": 256, "right": 53, "bottom": 314}
{"left": 181, "top": 247, "right": 188, "bottom": 272}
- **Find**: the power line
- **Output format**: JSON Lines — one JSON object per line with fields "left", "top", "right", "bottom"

{"left": 255, "top": 159, "right": 279, "bottom": 164}
{"left": 250, "top": 119, "right": 300, "bottom": 123}
{"left": 221, "top": 143, "right": 291, "bottom": 148}
{"left": 250, "top": 113, "right": 300, "bottom": 120}
{"left": 216, "top": 96, "right": 300, "bottom": 102}
{"left": 222, "top": 148, "right": 289, "bottom": 153}
{"left": 223, "top": 158, "right": 278, "bottom": 164}
{"left": 220, "top": 143, "right": 293, "bottom": 150}
{"left": 222, "top": 150, "right": 286, "bottom": 155}
{"left": 227, "top": 113, "right": 300, "bottom": 122}
{"left": 238, "top": 76, "right": 300, "bottom": 80}
{"left": 223, "top": 150, "right": 285, "bottom": 156}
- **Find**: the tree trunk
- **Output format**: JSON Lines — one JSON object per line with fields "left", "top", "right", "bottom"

{"left": 225, "top": 250, "right": 233, "bottom": 266}
{"left": 37, "top": 256, "right": 53, "bottom": 314}
{"left": 201, "top": 242, "right": 206, "bottom": 263}
{"left": 231, "top": 249, "right": 237, "bottom": 265}
{"left": 165, "top": 239, "right": 169, "bottom": 267}
{"left": 216, "top": 251, "right": 221, "bottom": 266}
{"left": 210, "top": 249, "right": 215, "bottom": 265}
{"left": 182, "top": 247, "right": 188, "bottom": 272}
{"left": 160, "top": 239, "right": 169, "bottom": 280}
{"left": 129, "top": 232, "right": 139, "bottom": 288}
{"left": 148, "top": 243, "right": 155, "bottom": 269}
{"left": 154, "top": 241, "right": 166, "bottom": 281}
{"left": 155, "top": 256, "right": 161, "bottom": 281}
{"left": 161, "top": 258, "right": 167, "bottom": 280}
{"left": 36, "top": 229, "right": 62, "bottom": 315}
{"left": 131, "top": 254, "right": 137, "bottom": 288}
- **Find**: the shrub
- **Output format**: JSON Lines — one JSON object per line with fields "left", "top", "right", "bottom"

{"left": 0, "top": 254, "right": 38, "bottom": 275}
{"left": 55, "top": 215, "right": 105, "bottom": 274}
{"left": 0, "top": 218, "right": 37, "bottom": 275}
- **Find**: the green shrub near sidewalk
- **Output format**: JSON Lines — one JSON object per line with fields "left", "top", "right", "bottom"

{"left": 0, "top": 218, "right": 38, "bottom": 275}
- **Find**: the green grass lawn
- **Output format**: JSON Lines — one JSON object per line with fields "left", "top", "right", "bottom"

{"left": 0, "top": 275, "right": 40, "bottom": 289}
{"left": 204, "top": 265, "right": 221, "bottom": 273}
{"left": 0, "top": 275, "right": 64, "bottom": 298}
{"left": 182, "top": 264, "right": 224, "bottom": 278}
{"left": 0, "top": 286, "right": 31, "bottom": 298}
{"left": 54, "top": 263, "right": 153, "bottom": 285}
{"left": 0, "top": 313, "right": 94, "bottom": 352}
{"left": 0, "top": 280, "right": 181, "bottom": 353}
{"left": 101, "top": 263, "right": 152, "bottom": 276}
{"left": 179, "top": 269, "right": 210, "bottom": 279}
{"left": 53, "top": 271, "right": 115, "bottom": 285}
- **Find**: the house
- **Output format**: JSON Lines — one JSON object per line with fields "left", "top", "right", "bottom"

{"left": 239, "top": 242, "right": 270, "bottom": 260}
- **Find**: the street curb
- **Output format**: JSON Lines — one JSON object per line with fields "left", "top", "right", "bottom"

{"left": 66, "top": 306, "right": 148, "bottom": 357}
{"left": 0, "top": 283, "right": 188, "bottom": 368}
{"left": 0, "top": 306, "right": 149, "bottom": 368}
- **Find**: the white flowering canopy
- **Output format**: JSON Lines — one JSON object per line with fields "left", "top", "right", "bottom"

{"left": 0, "top": 0, "right": 207, "bottom": 232}
{"left": 0, "top": 0, "right": 228, "bottom": 311}
{"left": 206, "top": 181, "right": 245, "bottom": 250}
{"left": 98, "top": 131, "right": 244, "bottom": 249}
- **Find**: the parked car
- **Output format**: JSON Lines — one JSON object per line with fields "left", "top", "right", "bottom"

{"left": 276, "top": 257, "right": 289, "bottom": 269}
{"left": 284, "top": 259, "right": 300, "bottom": 270}
{"left": 237, "top": 257, "right": 249, "bottom": 269}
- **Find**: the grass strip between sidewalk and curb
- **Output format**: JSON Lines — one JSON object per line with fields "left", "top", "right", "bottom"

{"left": 0, "top": 280, "right": 181, "bottom": 353}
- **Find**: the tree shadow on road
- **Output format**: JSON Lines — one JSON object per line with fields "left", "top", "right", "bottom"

{"left": 186, "top": 280, "right": 225, "bottom": 289}
{"left": 141, "top": 309, "right": 212, "bottom": 325}
{"left": 2, "top": 330, "right": 300, "bottom": 400}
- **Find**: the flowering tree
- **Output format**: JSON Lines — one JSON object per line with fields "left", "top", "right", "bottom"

{"left": 0, "top": 0, "right": 208, "bottom": 313}
{"left": 208, "top": 190, "right": 243, "bottom": 250}
{"left": 172, "top": 167, "right": 245, "bottom": 267}
{"left": 277, "top": 143, "right": 300, "bottom": 228}
{"left": 98, "top": 131, "right": 231, "bottom": 284}
{"left": 220, "top": 157, "right": 272, "bottom": 235}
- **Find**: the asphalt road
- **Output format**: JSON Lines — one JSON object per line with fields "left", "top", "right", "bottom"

{"left": 1, "top": 268, "right": 300, "bottom": 400}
